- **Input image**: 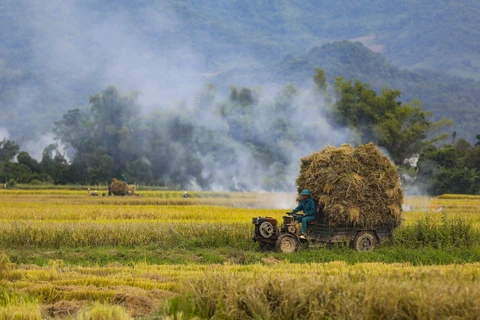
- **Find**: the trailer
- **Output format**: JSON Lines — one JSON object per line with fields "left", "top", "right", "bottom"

{"left": 252, "top": 211, "right": 394, "bottom": 253}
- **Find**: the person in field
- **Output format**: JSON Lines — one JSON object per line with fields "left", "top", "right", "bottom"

{"left": 291, "top": 189, "right": 317, "bottom": 239}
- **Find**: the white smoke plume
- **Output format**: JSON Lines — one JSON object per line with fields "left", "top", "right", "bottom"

{"left": 2, "top": 0, "right": 354, "bottom": 192}
{"left": 23, "top": 133, "right": 69, "bottom": 162}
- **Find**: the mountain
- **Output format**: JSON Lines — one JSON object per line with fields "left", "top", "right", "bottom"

{"left": 170, "top": 0, "right": 480, "bottom": 79}
{"left": 0, "top": 0, "right": 479, "bottom": 148}
{"left": 212, "top": 41, "right": 480, "bottom": 141}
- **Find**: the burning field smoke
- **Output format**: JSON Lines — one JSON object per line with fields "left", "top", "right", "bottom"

{"left": 1, "top": 0, "right": 354, "bottom": 191}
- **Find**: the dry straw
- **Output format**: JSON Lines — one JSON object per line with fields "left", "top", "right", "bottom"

{"left": 111, "top": 178, "right": 136, "bottom": 195}
{"left": 111, "top": 178, "right": 128, "bottom": 195}
{"left": 296, "top": 143, "right": 403, "bottom": 227}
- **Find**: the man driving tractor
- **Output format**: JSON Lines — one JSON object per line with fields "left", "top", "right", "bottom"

{"left": 290, "top": 189, "right": 317, "bottom": 239}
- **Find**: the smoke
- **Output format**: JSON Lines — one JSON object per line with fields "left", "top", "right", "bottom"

{"left": 2, "top": 0, "right": 208, "bottom": 139}
{"left": 178, "top": 85, "right": 353, "bottom": 192}
{"left": 23, "top": 133, "right": 69, "bottom": 162}
{"left": 2, "top": 0, "right": 354, "bottom": 192}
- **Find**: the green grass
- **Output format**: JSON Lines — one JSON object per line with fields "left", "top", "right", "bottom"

{"left": 5, "top": 244, "right": 480, "bottom": 268}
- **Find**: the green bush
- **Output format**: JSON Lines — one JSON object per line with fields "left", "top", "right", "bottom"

{"left": 6, "top": 179, "right": 16, "bottom": 189}
{"left": 37, "top": 173, "right": 53, "bottom": 184}
{"left": 29, "top": 179, "right": 42, "bottom": 185}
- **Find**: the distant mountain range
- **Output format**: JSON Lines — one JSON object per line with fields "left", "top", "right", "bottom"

{"left": 167, "top": 0, "right": 480, "bottom": 79}
{"left": 213, "top": 40, "right": 480, "bottom": 141}
{"left": 1, "top": 0, "right": 479, "bottom": 145}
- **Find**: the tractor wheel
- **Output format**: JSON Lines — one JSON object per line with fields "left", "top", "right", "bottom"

{"left": 287, "top": 225, "right": 296, "bottom": 233}
{"left": 276, "top": 234, "right": 298, "bottom": 253}
{"left": 259, "top": 221, "right": 275, "bottom": 238}
{"left": 353, "top": 232, "right": 377, "bottom": 251}
{"left": 259, "top": 242, "right": 275, "bottom": 252}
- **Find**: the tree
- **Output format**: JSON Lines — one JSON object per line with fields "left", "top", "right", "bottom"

{"left": 3, "top": 163, "right": 34, "bottom": 183}
{"left": 88, "top": 153, "right": 114, "bottom": 183}
{"left": 0, "top": 139, "right": 19, "bottom": 162}
{"left": 416, "top": 137, "right": 480, "bottom": 195}
{"left": 54, "top": 86, "right": 143, "bottom": 184}
{"left": 54, "top": 108, "right": 91, "bottom": 152}
{"left": 41, "top": 144, "right": 69, "bottom": 184}
{"left": 17, "top": 151, "right": 41, "bottom": 173}
{"left": 312, "top": 68, "right": 333, "bottom": 107}
{"left": 416, "top": 144, "right": 455, "bottom": 193}
{"left": 333, "top": 78, "right": 451, "bottom": 164}
{"left": 218, "top": 86, "right": 259, "bottom": 143}
{"left": 313, "top": 68, "right": 328, "bottom": 94}
{"left": 89, "top": 86, "right": 141, "bottom": 175}
{"left": 430, "top": 167, "right": 479, "bottom": 195}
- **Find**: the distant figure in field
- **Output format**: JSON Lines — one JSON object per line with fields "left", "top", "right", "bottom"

{"left": 183, "top": 191, "right": 189, "bottom": 198}
{"left": 87, "top": 188, "right": 92, "bottom": 196}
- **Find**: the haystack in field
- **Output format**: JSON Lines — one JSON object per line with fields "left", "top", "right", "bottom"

{"left": 296, "top": 143, "right": 403, "bottom": 227}
{"left": 111, "top": 178, "right": 128, "bottom": 196}
{"left": 127, "top": 184, "right": 136, "bottom": 194}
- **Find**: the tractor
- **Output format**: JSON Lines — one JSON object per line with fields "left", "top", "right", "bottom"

{"left": 252, "top": 208, "right": 394, "bottom": 253}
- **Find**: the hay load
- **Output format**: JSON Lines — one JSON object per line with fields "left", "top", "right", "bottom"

{"left": 111, "top": 178, "right": 128, "bottom": 196}
{"left": 296, "top": 143, "right": 403, "bottom": 227}
{"left": 127, "top": 184, "right": 136, "bottom": 194}
{"left": 111, "top": 178, "right": 137, "bottom": 196}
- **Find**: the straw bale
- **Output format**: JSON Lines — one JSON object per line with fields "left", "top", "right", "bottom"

{"left": 296, "top": 143, "right": 403, "bottom": 227}
{"left": 111, "top": 178, "right": 128, "bottom": 196}
{"left": 127, "top": 184, "right": 136, "bottom": 194}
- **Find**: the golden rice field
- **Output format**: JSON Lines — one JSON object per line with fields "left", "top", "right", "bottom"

{"left": 0, "top": 189, "right": 480, "bottom": 319}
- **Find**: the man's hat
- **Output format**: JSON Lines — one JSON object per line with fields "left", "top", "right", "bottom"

{"left": 300, "top": 189, "right": 310, "bottom": 196}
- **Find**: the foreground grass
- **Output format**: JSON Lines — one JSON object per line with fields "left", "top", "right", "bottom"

{"left": 170, "top": 262, "right": 480, "bottom": 319}
{"left": 1, "top": 259, "right": 480, "bottom": 319}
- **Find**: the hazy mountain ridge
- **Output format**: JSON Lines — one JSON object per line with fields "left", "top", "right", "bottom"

{"left": 1, "top": 0, "right": 479, "bottom": 148}
{"left": 213, "top": 41, "right": 480, "bottom": 141}
{"left": 171, "top": 0, "right": 480, "bottom": 78}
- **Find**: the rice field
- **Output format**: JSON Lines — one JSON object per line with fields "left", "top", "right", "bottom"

{"left": 0, "top": 189, "right": 480, "bottom": 319}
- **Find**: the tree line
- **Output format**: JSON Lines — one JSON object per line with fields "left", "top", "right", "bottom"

{"left": 1, "top": 68, "right": 473, "bottom": 195}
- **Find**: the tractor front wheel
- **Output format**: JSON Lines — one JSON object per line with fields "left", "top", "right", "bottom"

{"left": 276, "top": 234, "right": 298, "bottom": 253}
{"left": 259, "top": 221, "right": 275, "bottom": 238}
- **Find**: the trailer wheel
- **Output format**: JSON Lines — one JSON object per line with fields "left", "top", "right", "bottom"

{"left": 353, "top": 232, "right": 377, "bottom": 251}
{"left": 276, "top": 234, "right": 298, "bottom": 253}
